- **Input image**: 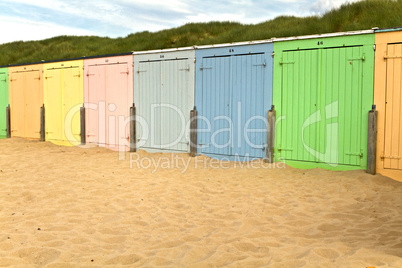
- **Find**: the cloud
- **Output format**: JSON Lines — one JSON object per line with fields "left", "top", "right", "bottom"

{"left": 0, "top": 0, "right": 365, "bottom": 45}
{"left": 0, "top": 16, "right": 95, "bottom": 44}
{"left": 310, "top": 0, "right": 361, "bottom": 14}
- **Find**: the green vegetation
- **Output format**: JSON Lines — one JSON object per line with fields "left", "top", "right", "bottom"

{"left": 0, "top": 0, "right": 401, "bottom": 66}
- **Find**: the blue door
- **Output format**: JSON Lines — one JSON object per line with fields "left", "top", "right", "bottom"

{"left": 199, "top": 56, "right": 232, "bottom": 156}
{"left": 199, "top": 53, "right": 267, "bottom": 158}
{"left": 232, "top": 54, "right": 266, "bottom": 158}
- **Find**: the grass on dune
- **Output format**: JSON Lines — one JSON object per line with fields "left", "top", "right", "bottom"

{"left": 0, "top": 0, "right": 401, "bottom": 66}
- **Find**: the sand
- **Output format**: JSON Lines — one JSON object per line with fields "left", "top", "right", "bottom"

{"left": 0, "top": 137, "right": 401, "bottom": 267}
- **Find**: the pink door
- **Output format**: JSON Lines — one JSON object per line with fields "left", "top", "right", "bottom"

{"left": 105, "top": 63, "right": 131, "bottom": 151}
{"left": 84, "top": 55, "right": 133, "bottom": 151}
{"left": 86, "top": 65, "right": 106, "bottom": 146}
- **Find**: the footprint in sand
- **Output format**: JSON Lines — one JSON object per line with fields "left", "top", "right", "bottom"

{"left": 104, "top": 254, "right": 142, "bottom": 265}
{"left": 313, "top": 248, "right": 340, "bottom": 259}
{"left": 12, "top": 247, "right": 61, "bottom": 266}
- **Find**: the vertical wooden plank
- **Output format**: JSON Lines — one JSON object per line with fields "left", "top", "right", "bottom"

{"left": 190, "top": 106, "right": 197, "bottom": 157}
{"left": 130, "top": 103, "right": 136, "bottom": 152}
{"left": 367, "top": 106, "right": 377, "bottom": 175}
{"left": 80, "top": 106, "right": 86, "bottom": 145}
{"left": 40, "top": 104, "right": 45, "bottom": 142}
{"left": 6, "top": 104, "right": 10, "bottom": 138}
{"left": 266, "top": 105, "right": 275, "bottom": 163}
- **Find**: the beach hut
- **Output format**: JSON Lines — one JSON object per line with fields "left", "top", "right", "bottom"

{"left": 43, "top": 60, "right": 84, "bottom": 146}
{"left": 0, "top": 67, "right": 8, "bottom": 139}
{"left": 374, "top": 28, "right": 402, "bottom": 181}
{"left": 272, "top": 30, "right": 375, "bottom": 170}
{"left": 133, "top": 48, "right": 195, "bottom": 153}
{"left": 84, "top": 54, "right": 133, "bottom": 151}
{"left": 9, "top": 64, "right": 44, "bottom": 140}
{"left": 194, "top": 41, "right": 273, "bottom": 160}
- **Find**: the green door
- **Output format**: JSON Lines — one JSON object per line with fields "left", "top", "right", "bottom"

{"left": 279, "top": 49, "right": 320, "bottom": 162}
{"left": 321, "top": 46, "right": 364, "bottom": 166}
{"left": 278, "top": 46, "right": 365, "bottom": 166}
{"left": 0, "top": 68, "right": 8, "bottom": 138}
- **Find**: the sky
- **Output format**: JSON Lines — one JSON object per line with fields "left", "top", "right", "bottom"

{"left": 0, "top": 0, "right": 360, "bottom": 45}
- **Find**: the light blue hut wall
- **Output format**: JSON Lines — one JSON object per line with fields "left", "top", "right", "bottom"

{"left": 195, "top": 42, "right": 274, "bottom": 160}
{"left": 133, "top": 48, "right": 196, "bottom": 153}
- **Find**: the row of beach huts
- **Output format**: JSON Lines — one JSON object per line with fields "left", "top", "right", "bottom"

{"left": 0, "top": 27, "right": 401, "bottom": 181}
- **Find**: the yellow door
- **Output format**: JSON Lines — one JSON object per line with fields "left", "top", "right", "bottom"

{"left": 43, "top": 60, "right": 83, "bottom": 146}
{"left": 63, "top": 67, "right": 82, "bottom": 145}
{"left": 383, "top": 43, "right": 402, "bottom": 170}
{"left": 44, "top": 69, "right": 63, "bottom": 142}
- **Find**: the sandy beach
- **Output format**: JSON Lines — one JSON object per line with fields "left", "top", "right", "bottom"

{"left": 0, "top": 138, "right": 401, "bottom": 267}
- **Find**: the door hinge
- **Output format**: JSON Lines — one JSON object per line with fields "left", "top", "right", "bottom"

{"left": 200, "top": 66, "right": 213, "bottom": 70}
{"left": 179, "top": 65, "right": 190, "bottom": 71}
{"left": 120, "top": 69, "right": 129, "bottom": 75}
{"left": 198, "top": 143, "right": 210, "bottom": 146}
{"left": 380, "top": 155, "right": 401, "bottom": 160}
{"left": 253, "top": 61, "right": 266, "bottom": 67}
{"left": 277, "top": 147, "right": 293, "bottom": 151}
{"left": 346, "top": 150, "right": 363, "bottom": 158}
{"left": 279, "top": 60, "right": 295, "bottom": 65}
{"left": 347, "top": 55, "right": 365, "bottom": 61}
{"left": 384, "top": 54, "right": 402, "bottom": 60}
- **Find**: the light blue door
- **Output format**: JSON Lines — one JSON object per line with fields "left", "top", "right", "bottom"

{"left": 136, "top": 61, "right": 162, "bottom": 149}
{"left": 232, "top": 54, "right": 266, "bottom": 158}
{"left": 199, "top": 56, "right": 231, "bottom": 156}
{"left": 200, "top": 53, "right": 267, "bottom": 158}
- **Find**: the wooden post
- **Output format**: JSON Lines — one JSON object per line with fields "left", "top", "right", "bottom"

{"left": 40, "top": 104, "right": 45, "bottom": 142}
{"left": 190, "top": 106, "right": 197, "bottom": 157}
{"left": 80, "top": 106, "right": 86, "bottom": 145}
{"left": 130, "top": 103, "right": 136, "bottom": 152}
{"left": 367, "top": 105, "right": 377, "bottom": 175}
{"left": 6, "top": 104, "right": 10, "bottom": 138}
{"left": 266, "top": 105, "right": 275, "bottom": 163}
